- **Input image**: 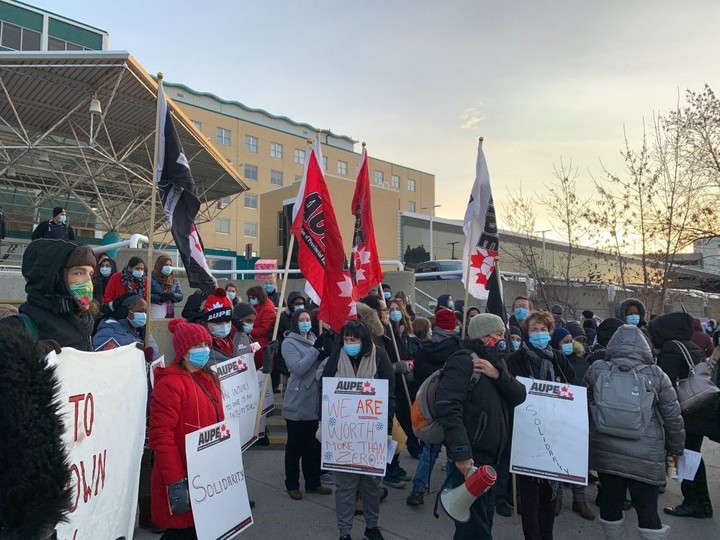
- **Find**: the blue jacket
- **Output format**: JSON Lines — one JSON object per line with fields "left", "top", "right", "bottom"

{"left": 93, "top": 318, "right": 160, "bottom": 360}
{"left": 150, "top": 275, "right": 183, "bottom": 304}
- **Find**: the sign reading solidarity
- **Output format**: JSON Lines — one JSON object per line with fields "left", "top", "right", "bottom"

{"left": 211, "top": 353, "right": 260, "bottom": 450}
{"left": 321, "top": 377, "right": 389, "bottom": 476}
{"left": 510, "top": 377, "right": 589, "bottom": 485}
{"left": 186, "top": 419, "right": 253, "bottom": 539}
{"left": 49, "top": 344, "right": 147, "bottom": 540}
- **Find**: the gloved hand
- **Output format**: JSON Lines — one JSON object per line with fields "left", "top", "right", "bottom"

{"left": 167, "top": 478, "right": 190, "bottom": 515}
{"left": 132, "top": 343, "right": 155, "bottom": 363}
{"left": 262, "top": 340, "right": 279, "bottom": 374}
{"left": 160, "top": 292, "right": 173, "bottom": 302}
{"left": 393, "top": 360, "right": 410, "bottom": 375}
{"left": 39, "top": 339, "right": 62, "bottom": 356}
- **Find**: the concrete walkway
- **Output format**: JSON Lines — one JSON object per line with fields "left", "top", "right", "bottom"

{"left": 136, "top": 440, "right": 720, "bottom": 539}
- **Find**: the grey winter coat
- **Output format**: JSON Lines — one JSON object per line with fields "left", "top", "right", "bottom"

{"left": 584, "top": 324, "right": 684, "bottom": 485}
{"left": 281, "top": 330, "right": 321, "bottom": 421}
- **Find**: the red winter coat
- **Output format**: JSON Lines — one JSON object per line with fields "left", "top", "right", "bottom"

{"left": 691, "top": 318, "right": 714, "bottom": 358}
{"left": 102, "top": 272, "right": 148, "bottom": 304}
{"left": 149, "top": 365, "right": 224, "bottom": 529}
{"left": 250, "top": 299, "right": 276, "bottom": 369}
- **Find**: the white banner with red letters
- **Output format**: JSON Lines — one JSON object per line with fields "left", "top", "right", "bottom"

{"left": 510, "top": 377, "right": 589, "bottom": 485}
{"left": 211, "top": 353, "right": 260, "bottom": 450}
{"left": 321, "top": 377, "right": 389, "bottom": 476}
{"left": 47, "top": 344, "right": 147, "bottom": 540}
{"left": 186, "top": 419, "right": 253, "bottom": 539}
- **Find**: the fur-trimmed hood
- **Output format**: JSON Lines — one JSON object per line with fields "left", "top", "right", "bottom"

{"left": 356, "top": 301, "right": 384, "bottom": 337}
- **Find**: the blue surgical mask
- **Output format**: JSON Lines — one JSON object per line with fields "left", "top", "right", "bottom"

{"left": 161, "top": 265, "right": 172, "bottom": 276}
{"left": 227, "top": 291, "right": 236, "bottom": 301}
{"left": 447, "top": 301, "right": 455, "bottom": 309}
{"left": 626, "top": 314, "right": 640, "bottom": 325}
{"left": 383, "top": 291, "right": 392, "bottom": 300}
{"left": 343, "top": 343, "right": 362, "bottom": 357}
{"left": 454, "top": 325, "right": 460, "bottom": 334}
{"left": 561, "top": 343, "right": 574, "bottom": 356}
{"left": 211, "top": 322, "right": 231, "bottom": 338}
{"left": 59, "top": 215, "right": 67, "bottom": 224}
{"left": 188, "top": 347, "right": 210, "bottom": 368}
{"left": 132, "top": 270, "right": 144, "bottom": 279}
{"left": 99, "top": 266, "right": 112, "bottom": 278}
{"left": 249, "top": 298, "right": 258, "bottom": 306}
{"left": 264, "top": 284, "right": 275, "bottom": 293}
{"left": 529, "top": 331, "right": 551, "bottom": 350}
{"left": 511, "top": 340, "right": 521, "bottom": 351}
{"left": 130, "top": 311, "right": 147, "bottom": 328}
{"left": 242, "top": 322, "right": 254, "bottom": 333}
{"left": 390, "top": 311, "right": 402, "bottom": 323}
{"left": 514, "top": 307, "right": 529, "bottom": 322}
{"left": 298, "top": 321, "right": 312, "bottom": 334}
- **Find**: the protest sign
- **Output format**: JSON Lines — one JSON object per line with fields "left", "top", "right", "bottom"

{"left": 149, "top": 355, "right": 165, "bottom": 388}
{"left": 510, "top": 377, "right": 588, "bottom": 485}
{"left": 256, "top": 372, "right": 275, "bottom": 434}
{"left": 186, "top": 419, "right": 253, "bottom": 539}
{"left": 211, "top": 353, "right": 260, "bottom": 450}
{"left": 321, "top": 377, "right": 389, "bottom": 476}
{"left": 48, "top": 344, "right": 147, "bottom": 540}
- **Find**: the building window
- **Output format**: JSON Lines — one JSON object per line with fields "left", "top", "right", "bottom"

{"left": 192, "top": 120, "right": 202, "bottom": 131}
{"left": 271, "top": 170, "right": 284, "bottom": 186}
{"left": 217, "top": 196, "right": 230, "bottom": 209}
{"left": 408, "top": 178, "right": 416, "bottom": 192}
{"left": 244, "top": 193, "right": 258, "bottom": 209}
{"left": 270, "top": 142, "right": 283, "bottom": 159}
{"left": 408, "top": 201, "right": 416, "bottom": 212}
{"left": 216, "top": 128, "right": 231, "bottom": 146}
{"left": 47, "top": 36, "right": 90, "bottom": 51}
{"left": 0, "top": 22, "right": 42, "bottom": 51}
{"left": 337, "top": 160, "right": 348, "bottom": 176}
{"left": 374, "top": 170, "right": 384, "bottom": 186}
{"left": 245, "top": 135, "right": 258, "bottom": 153}
{"left": 244, "top": 164, "right": 258, "bottom": 181}
{"left": 294, "top": 175, "right": 303, "bottom": 183}
{"left": 215, "top": 217, "right": 230, "bottom": 235}
{"left": 244, "top": 222, "right": 258, "bottom": 238}
{"left": 322, "top": 156, "right": 328, "bottom": 172}
{"left": 391, "top": 174, "right": 400, "bottom": 189}
{"left": 294, "top": 148, "right": 305, "bottom": 165}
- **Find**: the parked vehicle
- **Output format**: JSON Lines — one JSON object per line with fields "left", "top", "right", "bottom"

{"left": 414, "top": 259, "right": 462, "bottom": 280}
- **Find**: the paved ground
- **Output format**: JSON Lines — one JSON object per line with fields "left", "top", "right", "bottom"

{"left": 136, "top": 439, "right": 720, "bottom": 539}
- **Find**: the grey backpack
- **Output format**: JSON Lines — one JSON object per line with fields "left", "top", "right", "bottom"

{"left": 590, "top": 359, "right": 657, "bottom": 440}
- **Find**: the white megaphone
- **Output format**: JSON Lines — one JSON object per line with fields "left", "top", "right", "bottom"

{"left": 440, "top": 465, "right": 497, "bottom": 522}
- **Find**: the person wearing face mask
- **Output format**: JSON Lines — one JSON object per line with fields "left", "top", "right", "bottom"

{"left": 0, "top": 239, "right": 97, "bottom": 351}
{"left": 31, "top": 206, "right": 76, "bottom": 241}
{"left": 92, "top": 293, "right": 160, "bottom": 358}
{"left": 433, "top": 313, "right": 527, "bottom": 539}
{"left": 231, "top": 302, "right": 257, "bottom": 353}
{"left": 224, "top": 282, "right": 240, "bottom": 306}
{"left": 199, "top": 288, "right": 238, "bottom": 366}
{"left": 281, "top": 308, "right": 333, "bottom": 500}
{"left": 263, "top": 275, "right": 280, "bottom": 306}
{"left": 382, "top": 283, "right": 393, "bottom": 301}
{"left": 246, "top": 285, "right": 276, "bottom": 370}
{"left": 275, "top": 291, "right": 307, "bottom": 390}
{"left": 435, "top": 293, "right": 455, "bottom": 313}
{"left": 508, "top": 296, "right": 533, "bottom": 329}
{"left": 92, "top": 253, "right": 117, "bottom": 307}
{"left": 322, "top": 320, "right": 395, "bottom": 540}
{"left": 149, "top": 318, "right": 223, "bottom": 539}
{"left": 506, "top": 310, "right": 574, "bottom": 540}
{"left": 103, "top": 256, "right": 148, "bottom": 305}
{"left": 150, "top": 255, "right": 184, "bottom": 319}
{"left": 614, "top": 298, "right": 648, "bottom": 331}
{"left": 509, "top": 325, "right": 523, "bottom": 353}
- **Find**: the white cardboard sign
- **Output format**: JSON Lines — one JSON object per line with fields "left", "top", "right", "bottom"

{"left": 211, "top": 354, "right": 260, "bottom": 450}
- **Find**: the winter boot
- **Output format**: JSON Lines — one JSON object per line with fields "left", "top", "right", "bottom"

{"left": 636, "top": 525, "right": 670, "bottom": 540}
{"left": 598, "top": 517, "right": 627, "bottom": 540}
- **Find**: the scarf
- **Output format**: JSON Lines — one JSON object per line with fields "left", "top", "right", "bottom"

{"left": 337, "top": 345, "right": 377, "bottom": 379}
{"left": 120, "top": 267, "right": 146, "bottom": 298}
{"left": 522, "top": 343, "right": 555, "bottom": 381}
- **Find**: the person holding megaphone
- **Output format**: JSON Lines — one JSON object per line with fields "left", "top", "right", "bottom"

{"left": 435, "top": 313, "right": 527, "bottom": 539}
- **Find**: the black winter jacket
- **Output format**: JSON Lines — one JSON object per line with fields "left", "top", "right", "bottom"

{"left": 435, "top": 342, "right": 527, "bottom": 464}
{"left": 413, "top": 335, "right": 462, "bottom": 385}
{"left": 506, "top": 345, "right": 574, "bottom": 384}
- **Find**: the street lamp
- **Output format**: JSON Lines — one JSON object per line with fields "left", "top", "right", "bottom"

{"left": 534, "top": 229, "right": 551, "bottom": 270}
{"left": 422, "top": 204, "right": 441, "bottom": 260}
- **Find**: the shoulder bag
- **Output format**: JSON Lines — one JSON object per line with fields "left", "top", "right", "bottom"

{"left": 673, "top": 340, "right": 720, "bottom": 414}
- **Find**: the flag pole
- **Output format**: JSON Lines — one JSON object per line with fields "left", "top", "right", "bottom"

{"left": 461, "top": 136, "right": 483, "bottom": 340}
{"left": 145, "top": 72, "right": 164, "bottom": 349}
{"left": 388, "top": 325, "right": 412, "bottom": 407}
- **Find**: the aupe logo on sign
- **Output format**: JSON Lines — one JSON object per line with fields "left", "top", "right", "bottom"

{"left": 335, "top": 380, "right": 376, "bottom": 395}
{"left": 197, "top": 423, "right": 231, "bottom": 451}
{"left": 528, "top": 382, "right": 575, "bottom": 401}
{"left": 214, "top": 358, "right": 248, "bottom": 381}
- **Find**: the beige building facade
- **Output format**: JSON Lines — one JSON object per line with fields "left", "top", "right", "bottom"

{"left": 164, "top": 82, "right": 435, "bottom": 265}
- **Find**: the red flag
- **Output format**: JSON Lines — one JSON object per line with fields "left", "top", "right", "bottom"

{"left": 350, "top": 146, "right": 383, "bottom": 298}
{"left": 291, "top": 147, "right": 356, "bottom": 331}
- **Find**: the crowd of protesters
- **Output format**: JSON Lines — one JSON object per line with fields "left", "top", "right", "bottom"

{"left": 2, "top": 236, "right": 720, "bottom": 540}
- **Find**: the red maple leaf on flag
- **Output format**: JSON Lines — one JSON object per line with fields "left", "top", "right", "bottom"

{"left": 470, "top": 248, "right": 498, "bottom": 286}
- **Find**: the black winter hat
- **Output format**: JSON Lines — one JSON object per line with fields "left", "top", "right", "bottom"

{"left": 596, "top": 318, "right": 624, "bottom": 347}
{"left": 52, "top": 206, "right": 64, "bottom": 217}
{"left": 582, "top": 310, "right": 594, "bottom": 320}
{"left": 233, "top": 302, "right": 256, "bottom": 321}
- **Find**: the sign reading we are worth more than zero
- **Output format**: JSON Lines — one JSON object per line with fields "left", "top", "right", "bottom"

{"left": 321, "top": 377, "right": 389, "bottom": 477}
{"left": 186, "top": 419, "right": 253, "bottom": 540}
{"left": 510, "top": 377, "right": 589, "bottom": 486}
{"left": 212, "top": 353, "right": 260, "bottom": 450}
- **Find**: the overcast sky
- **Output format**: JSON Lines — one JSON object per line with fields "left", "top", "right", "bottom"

{"left": 39, "top": 0, "right": 720, "bottom": 233}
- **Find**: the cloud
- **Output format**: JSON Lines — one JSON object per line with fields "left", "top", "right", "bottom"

{"left": 460, "top": 105, "right": 486, "bottom": 129}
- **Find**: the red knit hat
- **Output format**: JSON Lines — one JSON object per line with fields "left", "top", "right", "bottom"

{"left": 204, "top": 287, "right": 233, "bottom": 323}
{"left": 168, "top": 318, "right": 211, "bottom": 363}
{"left": 434, "top": 307, "right": 457, "bottom": 331}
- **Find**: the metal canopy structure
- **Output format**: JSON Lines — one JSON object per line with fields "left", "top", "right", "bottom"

{"left": 0, "top": 51, "right": 247, "bottom": 235}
